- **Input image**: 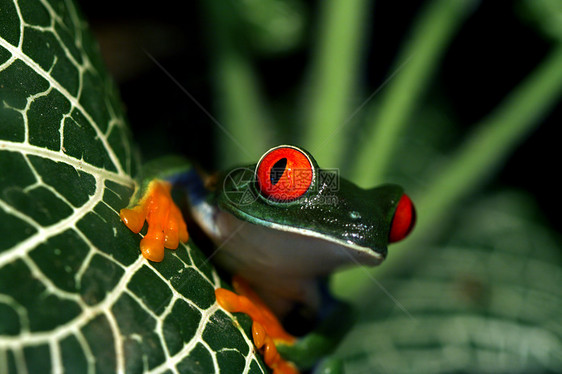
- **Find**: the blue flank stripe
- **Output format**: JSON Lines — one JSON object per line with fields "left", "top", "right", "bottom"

{"left": 167, "top": 169, "right": 207, "bottom": 205}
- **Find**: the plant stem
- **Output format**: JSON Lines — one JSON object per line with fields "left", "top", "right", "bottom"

{"left": 351, "top": 0, "right": 474, "bottom": 187}
{"left": 333, "top": 42, "right": 562, "bottom": 299}
{"left": 215, "top": 49, "right": 272, "bottom": 166}
{"left": 413, "top": 42, "right": 562, "bottom": 245}
{"left": 202, "top": 2, "right": 271, "bottom": 167}
{"left": 302, "top": 0, "right": 370, "bottom": 167}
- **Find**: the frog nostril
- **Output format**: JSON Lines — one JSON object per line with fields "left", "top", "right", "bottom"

{"left": 389, "top": 194, "right": 416, "bottom": 243}
{"left": 350, "top": 211, "right": 361, "bottom": 219}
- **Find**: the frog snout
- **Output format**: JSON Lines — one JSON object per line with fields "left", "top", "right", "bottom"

{"left": 389, "top": 194, "right": 416, "bottom": 243}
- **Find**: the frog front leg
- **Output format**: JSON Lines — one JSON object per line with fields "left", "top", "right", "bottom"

{"left": 120, "top": 157, "right": 192, "bottom": 261}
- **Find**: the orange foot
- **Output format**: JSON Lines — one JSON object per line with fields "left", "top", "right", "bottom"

{"left": 215, "top": 276, "right": 299, "bottom": 374}
{"left": 120, "top": 180, "right": 188, "bottom": 262}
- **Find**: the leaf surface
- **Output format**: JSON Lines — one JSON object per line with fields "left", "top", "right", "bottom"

{"left": 336, "top": 191, "right": 562, "bottom": 373}
{"left": 0, "top": 0, "right": 266, "bottom": 372}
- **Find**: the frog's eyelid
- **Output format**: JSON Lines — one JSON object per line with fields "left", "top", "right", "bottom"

{"left": 388, "top": 194, "right": 416, "bottom": 243}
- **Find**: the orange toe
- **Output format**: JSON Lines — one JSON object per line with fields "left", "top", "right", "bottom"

{"left": 140, "top": 235, "right": 165, "bottom": 262}
{"left": 120, "top": 206, "right": 147, "bottom": 234}
{"left": 252, "top": 321, "right": 267, "bottom": 348}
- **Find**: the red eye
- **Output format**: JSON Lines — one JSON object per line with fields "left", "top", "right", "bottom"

{"left": 256, "top": 146, "right": 314, "bottom": 202}
{"left": 389, "top": 194, "right": 416, "bottom": 243}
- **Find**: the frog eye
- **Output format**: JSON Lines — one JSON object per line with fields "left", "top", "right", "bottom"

{"left": 389, "top": 194, "right": 416, "bottom": 243}
{"left": 255, "top": 146, "right": 314, "bottom": 202}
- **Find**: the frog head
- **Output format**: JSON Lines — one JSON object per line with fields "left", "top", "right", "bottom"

{"left": 215, "top": 145, "right": 415, "bottom": 268}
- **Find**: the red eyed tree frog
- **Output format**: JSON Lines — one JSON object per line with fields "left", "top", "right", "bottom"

{"left": 120, "top": 145, "right": 415, "bottom": 374}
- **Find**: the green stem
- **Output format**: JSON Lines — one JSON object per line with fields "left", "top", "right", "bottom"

{"left": 333, "top": 42, "right": 562, "bottom": 299}
{"left": 203, "top": 2, "right": 271, "bottom": 167}
{"left": 302, "top": 0, "right": 370, "bottom": 167}
{"left": 215, "top": 49, "right": 272, "bottom": 166}
{"left": 413, "top": 43, "right": 562, "bottom": 245}
{"left": 351, "top": 0, "right": 473, "bottom": 187}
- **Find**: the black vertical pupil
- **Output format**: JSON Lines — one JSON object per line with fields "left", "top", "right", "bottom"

{"left": 270, "top": 158, "right": 287, "bottom": 185}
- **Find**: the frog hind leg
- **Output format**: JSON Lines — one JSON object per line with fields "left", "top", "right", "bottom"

{"left": 215, "top": 275, "right": 300, "bottom": 374}
{"left": 120, "top": 179, "right": 188, "bottom": 262}
{"left": 276, "top": 298, "right": 354, "bottom": 372}
{"left": 312, "top": 357, "right": 344, "bottom": 374}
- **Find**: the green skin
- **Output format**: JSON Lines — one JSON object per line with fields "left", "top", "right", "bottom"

{"left": 131, "top": 146, "right": 405, "bottom": 373}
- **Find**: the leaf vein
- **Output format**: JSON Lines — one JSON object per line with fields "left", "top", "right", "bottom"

{"left": 0, "top": 141, "right": 133, "bottom": 186}
{"left": 0, "top": 36, "right": 126, "bottom": 175}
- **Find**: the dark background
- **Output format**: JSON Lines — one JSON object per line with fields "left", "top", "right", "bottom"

{"left": 80, "top": 0, "right": 560, "bottom": 230}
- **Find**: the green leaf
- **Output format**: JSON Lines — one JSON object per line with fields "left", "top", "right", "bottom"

{"left": 518, "top": 0, "right": 562, "bottom": 42}
{"left": 0, "top": 0, "right": 267, "bottom": 372}
{"left": 335, "top": 191, "right": 562, "bottom": 373}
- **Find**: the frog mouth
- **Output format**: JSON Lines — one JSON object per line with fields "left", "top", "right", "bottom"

{"left": 258, "top": 220, "right": 387, "bottom": 266}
